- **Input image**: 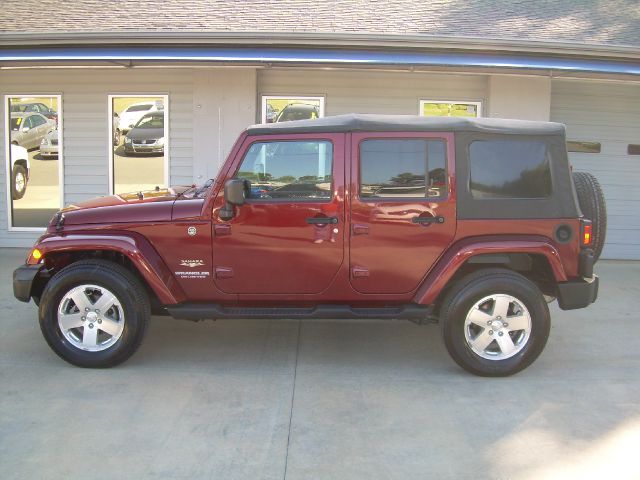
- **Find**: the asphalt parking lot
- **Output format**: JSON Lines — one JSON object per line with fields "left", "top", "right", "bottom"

{"left": 1, "top": 248, "right": 639, "bottom": 480}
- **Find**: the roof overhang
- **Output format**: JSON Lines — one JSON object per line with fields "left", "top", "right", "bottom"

{"left": 1, "top": 45, "right": 638, "bottom": 77}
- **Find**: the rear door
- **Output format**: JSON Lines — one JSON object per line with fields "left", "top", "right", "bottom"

{"left": 211, "top": 133, "right": 345, "bottom": 294}
{"left": 349, "top": 132, "right": 457, "bottom": 294}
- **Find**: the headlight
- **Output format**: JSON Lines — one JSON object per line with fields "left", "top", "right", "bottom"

{"left": 41, "top": 138, "right": 49, "bottom": 145}
{"left": 157, "top": 137, "right": 165, "bottom": 146}
{"left": 124, "top": 137, "right": 132, "bottom": 144}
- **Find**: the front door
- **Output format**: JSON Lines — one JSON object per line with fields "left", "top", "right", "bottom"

{"left": 349, "top": 132, "right": 457, "bottom": 294}
{"left": 212, "top": 134, "right": 345, "bottom": 295}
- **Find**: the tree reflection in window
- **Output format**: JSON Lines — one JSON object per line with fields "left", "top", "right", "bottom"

{"left": 236, "top": 141, "right": 333, "bottom": 201}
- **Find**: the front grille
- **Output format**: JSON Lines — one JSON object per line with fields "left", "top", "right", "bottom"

{"left": 51, "top": 139, "right": 59, "bottom": 145}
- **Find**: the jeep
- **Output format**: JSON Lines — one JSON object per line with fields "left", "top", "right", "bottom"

{"left": 13, "top": 114, "right": 605, "bottom": 376}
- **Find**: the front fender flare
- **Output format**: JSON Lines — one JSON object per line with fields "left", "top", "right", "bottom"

{"left": 413, "top": 235, "right": 567, "bottom": 305}
{"left": 31, "top": 233, "right": 186, "bottom": 305}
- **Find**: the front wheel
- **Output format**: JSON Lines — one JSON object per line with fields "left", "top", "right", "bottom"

{"left": 439, "top": 268, "right": 550, "bottom": 376}
{"left": 38, "top": 260, "right": 150, "bottom": 368}
{"left": 12, "top": 164, "right": 27, "bottom": 200}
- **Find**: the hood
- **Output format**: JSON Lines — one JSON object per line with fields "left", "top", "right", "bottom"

{"left": 59, "top": 186, "right": 192, "bottom": 226}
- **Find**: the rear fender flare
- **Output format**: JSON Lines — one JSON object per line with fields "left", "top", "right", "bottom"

{"left": 30, "top": 233, "right": 185, "bottom": 305}
{"left": 414, "top": 235, "right": 567, "bottom": 305}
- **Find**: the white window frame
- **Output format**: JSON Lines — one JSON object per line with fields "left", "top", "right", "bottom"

{"left": 108, "top": 94, "right": 169, "bottom": 194}
{"left": 4, "top": 94, "right": 64, "bottom": 232}
{"left": 260, "top": 95, "right": 325, "bottom": 124}
{"left": 419, "top": 100, "right": 482, "bottom": 118}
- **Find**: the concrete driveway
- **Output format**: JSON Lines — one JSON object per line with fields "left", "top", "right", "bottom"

{"left": 1, "top": 248, "right": 639, "bottom": 480}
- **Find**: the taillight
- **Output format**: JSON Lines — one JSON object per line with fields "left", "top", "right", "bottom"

{"left": 581, "top": 219, "right": 593, "bottom": 247}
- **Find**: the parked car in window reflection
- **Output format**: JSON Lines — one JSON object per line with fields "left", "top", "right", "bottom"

{"left": 275, "top": 104, "right": 319, "bottom": 122}
{"left": 119, "top": 101, "right": 163, "bottom": 133}
{"left": 11, "top": 102, "right": 58, "bottom": 124}
{"left": 10, "top": 113, "right": 56, "bottom": 150}
{"left": 123, "top": 111, "right": 165, "bottom": 156}
{"left": 40, "top": 129, "right": 59, "bottom": 158}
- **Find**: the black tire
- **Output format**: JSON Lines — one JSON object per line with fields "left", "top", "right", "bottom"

{"left": 440, "top": 268, "right": 550, "bottom": 377}
{"left": 11, "top": 164, "right": 28, "bottom": 200}
{"left": 113, "top": 129, "right": 121, "bottom": 146}
{"left": 38, "top": 259, "right": 150, "bottom": 368}
{"left": 573, "top": 171, "right": 607, "bottom": 262}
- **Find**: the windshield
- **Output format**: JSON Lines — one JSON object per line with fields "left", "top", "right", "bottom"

{"left": 126, "top": 104, "right": 152, "bottom": 113}
{"left": 134, "top": 115, "right": 163, "bottom": 129}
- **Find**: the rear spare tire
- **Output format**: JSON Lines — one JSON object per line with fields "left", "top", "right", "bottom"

{"left": 573, "top": 171, "right": 607, "bottom": 262}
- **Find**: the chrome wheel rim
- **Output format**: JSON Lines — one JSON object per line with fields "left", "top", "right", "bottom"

{"left": 464, "top": 294, "right": 532, "bottom": 360}
{"left": 15, "top": 171, "right": 26, "bottom": 193}
{"left": 57, "top": 284, "right": 125, "bottom": 352}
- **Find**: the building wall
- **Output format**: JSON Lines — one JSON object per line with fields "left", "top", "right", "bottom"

{"left": 551, "top": 79, "right": 640, "bottom": 259}
{"left": 0, "top": 67, "right": 256, "bottom": 247}
{"left": 488, "top": 76, "right": 551, "bottom": 120}
{"left": 258, "top": 69, "right": 488, "bottom": 116}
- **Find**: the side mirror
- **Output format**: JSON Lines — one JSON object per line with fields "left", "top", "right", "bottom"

{"left": 219, "top": 179, "right": 249, "bottom": 220}
{"left": 225, "top": 179, "right": 247, "bottom": 206}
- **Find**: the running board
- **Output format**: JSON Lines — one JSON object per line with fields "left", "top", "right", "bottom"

{"left": 165, "top": 304, "right": 433, "bottom": 322}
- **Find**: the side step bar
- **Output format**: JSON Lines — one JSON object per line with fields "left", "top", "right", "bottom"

{"left": 165, "top": 304, "right": 433, "bottom": 322}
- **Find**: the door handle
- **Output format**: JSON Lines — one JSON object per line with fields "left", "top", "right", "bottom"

{"left": 306, "top": 216, "right": 339, "bottom": 225}
{"left": 412, "top": 215, "right": 445, "bottom": 225}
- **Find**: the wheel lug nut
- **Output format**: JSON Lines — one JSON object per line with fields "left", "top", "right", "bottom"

{"left": 96, "top": 309, "right": 100, "bottom": 313}
{"left": 97, "top": 319, "right": 102, "bottom": 324}
{"left": 498, "top": 332, "right": 503, "bottom": 336}
{"left": 487, "top": 320, "right": 492, "bottom": 325}
{"left": 504, "top": 323, "right": 508, "bottom": 327}
{"left": 81, "top": 316, "right": 85, "bottom": 321}
{"left": 489, "top": 331, "right": 493, "bottom": 335}
{"left": 88, "top": 323, "right": 94, "bottom": 329}
{"left": 85, "top": 308, "right": 90, "bottom": 312}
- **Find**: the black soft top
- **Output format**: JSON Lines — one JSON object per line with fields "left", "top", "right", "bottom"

{"left": 247, "top": 114, "right": 565, "bottom": 136}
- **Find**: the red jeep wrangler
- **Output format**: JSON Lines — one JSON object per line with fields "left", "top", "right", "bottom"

{"left": 13, "top": 115, "right": 605, "bottom": 376}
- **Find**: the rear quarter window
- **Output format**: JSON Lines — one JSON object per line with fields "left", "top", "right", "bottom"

{"left": 469, "top": 140, "right": 552, "bottom": 199}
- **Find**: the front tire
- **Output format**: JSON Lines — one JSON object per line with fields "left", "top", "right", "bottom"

{"left": 440, "top": 269, "right": 550, "bottom": 377}
{"left": 12, "top": 164, "right": 27, "bottom": 200}
{"left": 38, "top": 260, "right": 150, "bottom": 368}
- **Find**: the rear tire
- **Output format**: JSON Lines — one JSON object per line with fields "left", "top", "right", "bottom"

{"left": 38, "top": 260, "right": 150, "bottom": 368}
{"left": 573, "top": 171, "right": 607, "bottom": 262}
{"left": 440, "top": 269, "right": 550, "bottom": 377}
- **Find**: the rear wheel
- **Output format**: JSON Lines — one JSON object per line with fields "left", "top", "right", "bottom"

{"left": 573, "top": 171, "right": 607, "bottom": 261}
{"left": 38, "top": 260, "right": 150, "bottom": 368}
{"left": 440, "top": 269, "right": 550, "bottom": 376}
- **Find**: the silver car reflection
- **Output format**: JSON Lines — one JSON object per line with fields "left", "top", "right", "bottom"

{"left": 10, "top": 113, "right": 56, "bottom": 150}
{"left": 40, "top": 130, "right": 59, "bottom": 158}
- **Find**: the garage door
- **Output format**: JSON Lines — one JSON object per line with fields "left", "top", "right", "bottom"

{"left": 551, "top": 80, "right": 640, "bottom": 260}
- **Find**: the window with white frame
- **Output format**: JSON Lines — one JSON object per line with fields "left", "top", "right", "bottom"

{"left": 109, "top": 95, "right": 168, "bottom": 194}
{"left": 5, "top": 94, "right": 62, "bottom": 230}
{"left": 261, "top": 96, "right": 325, "bottom": 124}
{"left": 420, "top": 100, "right": 482, "bottom": 118}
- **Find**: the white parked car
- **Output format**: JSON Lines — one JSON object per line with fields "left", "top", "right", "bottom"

{"left": 10, "top": 144, "right": 30, "bottom": 200}
{"left": 40, "top": 130, "right": 59, "bottom": 158}
{"left": 118, "top": 101, "right": 164, "bottom": 134}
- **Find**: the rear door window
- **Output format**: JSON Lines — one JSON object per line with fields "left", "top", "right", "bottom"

{"left": 469, "top": 140, "right": 552, "bottom": 198}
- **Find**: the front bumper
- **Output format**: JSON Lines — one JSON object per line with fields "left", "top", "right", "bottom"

{"left": 557, "top": 275, "right": 599, "bottom": 310}
{"left": 13, "top": 264, "right": 43, "bottom": 302}
{"left": 40, "top": 145, "right": 58, "bottom": 157}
